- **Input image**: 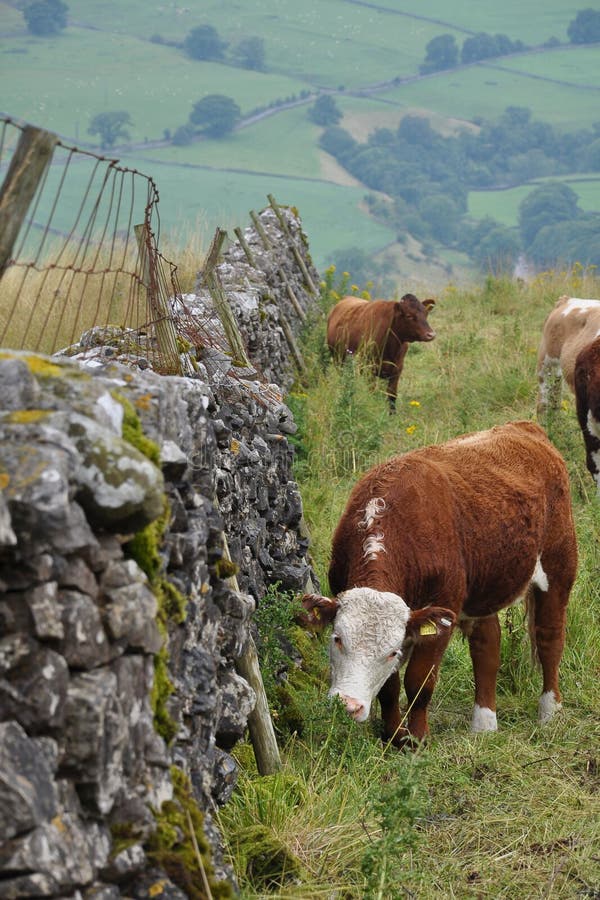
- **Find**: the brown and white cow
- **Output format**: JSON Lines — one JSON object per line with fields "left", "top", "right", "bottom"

{"left": 574, "top": 335, "right": 600, "bottom": 495}
{"left": 536, "top": 295, "right": 600, "bottom": 416}
{"left": 537, "top": 295, "right": 600, "bottom": 493}
{"left": 302, "top": 421, "right": 577, "bottom": 747}
{"left": 326, "top": 294, "right": 436, "bottom": 412}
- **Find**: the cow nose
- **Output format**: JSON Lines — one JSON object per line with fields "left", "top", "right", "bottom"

{"left": 338, "top": 693, "right": 365, "bottom": 720}
{"left": 426, "top": 328, "right": 436, "bottom": 340}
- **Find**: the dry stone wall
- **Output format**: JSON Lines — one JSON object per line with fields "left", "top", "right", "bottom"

{"left": 0, "top": 206, "right": 320, "bottom": 897}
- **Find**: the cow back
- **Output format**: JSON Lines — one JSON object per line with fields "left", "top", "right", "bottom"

{"left": 328, "top": 421, "right": 576, "bottom": 620}
{"left": 538, "top": 295, "right": 600, "bottom": 390}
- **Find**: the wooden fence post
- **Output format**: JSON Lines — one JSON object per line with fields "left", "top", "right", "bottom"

{"left": 267, "top": 194, "right": 317, "bottom": 295}
{"left": 202, "top": 228, "right": 252, "bottom": 369}
{"left": 218, "top": 527, "right": 282, "bottom": 775}
{"left": 134, "top": 223, "right": 182, "bottom": 375}
{"left": 0, "top": 125, "right": 58, "bottom": 279}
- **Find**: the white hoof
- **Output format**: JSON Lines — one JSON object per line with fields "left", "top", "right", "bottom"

{"left": 538, "top": 691, "right": 562, "bottom": 724}
{"left": 471, "top": 704, "right": 498, "bottom": 733}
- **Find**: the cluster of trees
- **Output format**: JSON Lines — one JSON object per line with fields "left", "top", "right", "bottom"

{"left": 567, "top": 8, "right": 600, "bottom": 43}
{"left": 182, "top": 24, "right": 265, "bottom": 71}
{"left": 320, "top": 106, "right": 600, "bottom": 270}
{"left": 420, "top": 32, "right": 526, "bottom": 74}
{"left": 22, "top": 0, "right": 68, "bottom": 35}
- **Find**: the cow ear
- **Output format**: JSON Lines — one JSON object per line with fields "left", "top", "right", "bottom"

{"left": 423, "top": 298, "right": 436, "bottom": 312}
{"left": 406, "top": 606, "right": 455, "bottom": 641}
{"left": 297, "top": 593, "right": 339, "bottom": 630}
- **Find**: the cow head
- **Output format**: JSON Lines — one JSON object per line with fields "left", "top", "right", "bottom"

{"left": 393, "top": 294, "right": 436, "bottom": 343}
{"left": 301, "top": 587, "right": 454, "bottom": 723}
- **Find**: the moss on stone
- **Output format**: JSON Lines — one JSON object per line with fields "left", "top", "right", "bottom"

{"left": 109, "top": 821, "right": 139, "bottom": 857}
{"left": 126, "top": 505, "right": 185, "bottom": 744}
{"left": 111, "top": 390, "right": 160, "bottom": 466}
{"left": 0, "top": 352, "right": 66, "bottom": 378}
{"left": 5, "top": 409, "right": 51, "bottom": 424}
{"left": 147, "top": 766, "right": 234, "bottom": 900}
{"left": 215, "top": 558, "right": 239, "bottom": 581}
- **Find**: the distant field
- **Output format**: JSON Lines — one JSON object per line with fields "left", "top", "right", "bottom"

{"left": 153, "top": 106, "right": 323, "bottom": 179}
{"left": 380, "top": 55, "right": 600, "bottom": 131}
{"left": 468, "top": 176, "right": 600, "bottom": 227}
{"left": 2, "top": 0, "right": 599, "bottom": 281}
{"left": 0, "top": 30, "right": 308, "bottom": 144}
{"left": 494, "top": 45, "right": 600, "bottom": 88}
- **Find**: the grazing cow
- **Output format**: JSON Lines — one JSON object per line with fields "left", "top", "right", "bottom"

{"left": 326, "top": 294, "right": 436, "bottom": 412}
{"left": 302, "top": 422, "right": 577, "bottom": 748}
{"left": 536, "top": 295, "right": 600, "bottom": 416}
{"left": 574, "top": 335, "right": 600, "bottom": 495}
{"left": 537, "top": 295, "right": 600, "bottom": 492}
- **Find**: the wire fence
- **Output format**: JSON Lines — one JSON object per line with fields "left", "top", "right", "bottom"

{"left": 0, "top": 116, "right": 189, "bottom": 373}
{"left": 0, "top": 116, "right": 317, "bottom": 384}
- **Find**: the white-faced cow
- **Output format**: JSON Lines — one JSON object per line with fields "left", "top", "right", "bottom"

{"left": 326, "top": 294, "right": 436, "bottom": 412}
{"left": 574, "top": 335, "right": 600, "bottom": 495}
{"left": 302, "top": 421, "right": 577, "bottom": 748}
{"left": 537, "top": 294, "right": 600, "bottom": 493}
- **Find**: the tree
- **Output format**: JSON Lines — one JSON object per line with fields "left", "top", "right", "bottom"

{"left": 87, "top": 111, "right": 132, "bottom": 149}
{"left": 23, "top": 0, "right": 68, "bottom": 36}
{"left": 183, "top": 24, "right": 227, "bottom": 61}
{"left": 473, "top": 226, "right": 521, "bottom": 272}
{"left": 308, "top": 95, "right": 342, "bottom": 127}
{"left": 420, "top": 34, "right": 458, "bottom": 74}
{"left": 419, "top": 194, "right": 461, "bottom": 244}
{"left": 461, "top": 32, "right": 501, "bottom": 63}
{"left": 518, "top": 182, "right": 580, "bottom": 249}
{"left": 233, "top": 36, "right": 265, "bottom": 71}
{"left": 189, "top": 95, "right": 240, "bottom": 138}
{"left": 567, "top": 8, "right": 600, "bottom": 43}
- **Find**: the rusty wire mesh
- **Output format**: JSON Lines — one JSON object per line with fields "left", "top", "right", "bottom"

{"left": 0, "top": 117, "right": 199, "bottom": 374}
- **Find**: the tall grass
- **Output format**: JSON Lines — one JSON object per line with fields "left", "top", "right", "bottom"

{"left": 218, "top": 267, "right": 600, "bottom": 898}
{"left": 0, "top": 230, "right": 205, "bottom": 356}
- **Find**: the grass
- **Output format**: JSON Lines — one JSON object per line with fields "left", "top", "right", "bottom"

{"left": 218, "top": 266, "right": 600, "bottom": 898}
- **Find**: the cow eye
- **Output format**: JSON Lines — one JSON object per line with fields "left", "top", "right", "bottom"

{"left": 333, "top": 634, "right": 343, "bottom": 649}
{"left": 387, "top": 649, "right": 401, "bottom": 661}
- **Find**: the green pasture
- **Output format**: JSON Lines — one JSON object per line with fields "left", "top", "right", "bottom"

{"left": 13, "top": 146, "right": 396, "bottom": 272}
{"left": 0, "top": 29, "right": 308, "bottom": 145}
{"left": 380, "top": 55, "right": 600, "bottom": 131}
{"left": 468, "top": 176, "right": 600, "bottom": 228}
{"left": 495, "top": 45, "right": 600, "bottom": 89}
{"left": 218, "top": 270, "right": 600, "bottom": 899}
{"left": 361, "top": 0, "right": 582, "bottom": 44}
{"left": 151, "top": 105, "right": 323, "bottom": 179}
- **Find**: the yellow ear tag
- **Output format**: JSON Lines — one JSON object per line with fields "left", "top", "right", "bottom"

{"left": 419, "top": 620, "right": 437, "bottom": 636}
{"left": 313, "top": 608, "right": 321, "bottom": 620}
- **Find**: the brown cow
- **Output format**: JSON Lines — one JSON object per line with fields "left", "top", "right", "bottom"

{"left": 302, "top": 421, "right": 577, "bottom": 748}
{"left": 326, "top": 294, "right": 436, "bottom": 412}
{"left": 574, "top": 335, "right": 600, "bottom": 495}
{"left": 537, "top": 295, "right": 600, "bottom": 492}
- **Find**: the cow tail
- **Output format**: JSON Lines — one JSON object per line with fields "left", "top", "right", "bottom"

{"left": 524, "top": 584, "right": 540, "bottom": 666}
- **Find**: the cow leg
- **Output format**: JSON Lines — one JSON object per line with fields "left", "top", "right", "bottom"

{"left": 467, "top": 615, "right": 501, "bottom": 732}
{"left": 377, "top": 670, "right": 403, "bottom": 745}
{"left": 530, "top": 583, "right": 568, "bottom": 723}
{"left": 401, "top": 634, "right": 452, "bottom": 745}
{"left": 537, "top": 356, "right": 562, "bottom": 420}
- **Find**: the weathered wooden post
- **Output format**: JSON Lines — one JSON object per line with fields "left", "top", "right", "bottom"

{"left": 267, "top": 194, "right": 317, "bottom": 295}
{"left": 219, "top": 529, "right": 282, "bottom": 775}
{"left": 134, "top": 222, "right": 182, "bottom": 375}
{"left": 202, "top": 228, "right": 252, "bottom": 368}
{"left": 0, "top": 124, "right": 58, "bottom": 280}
